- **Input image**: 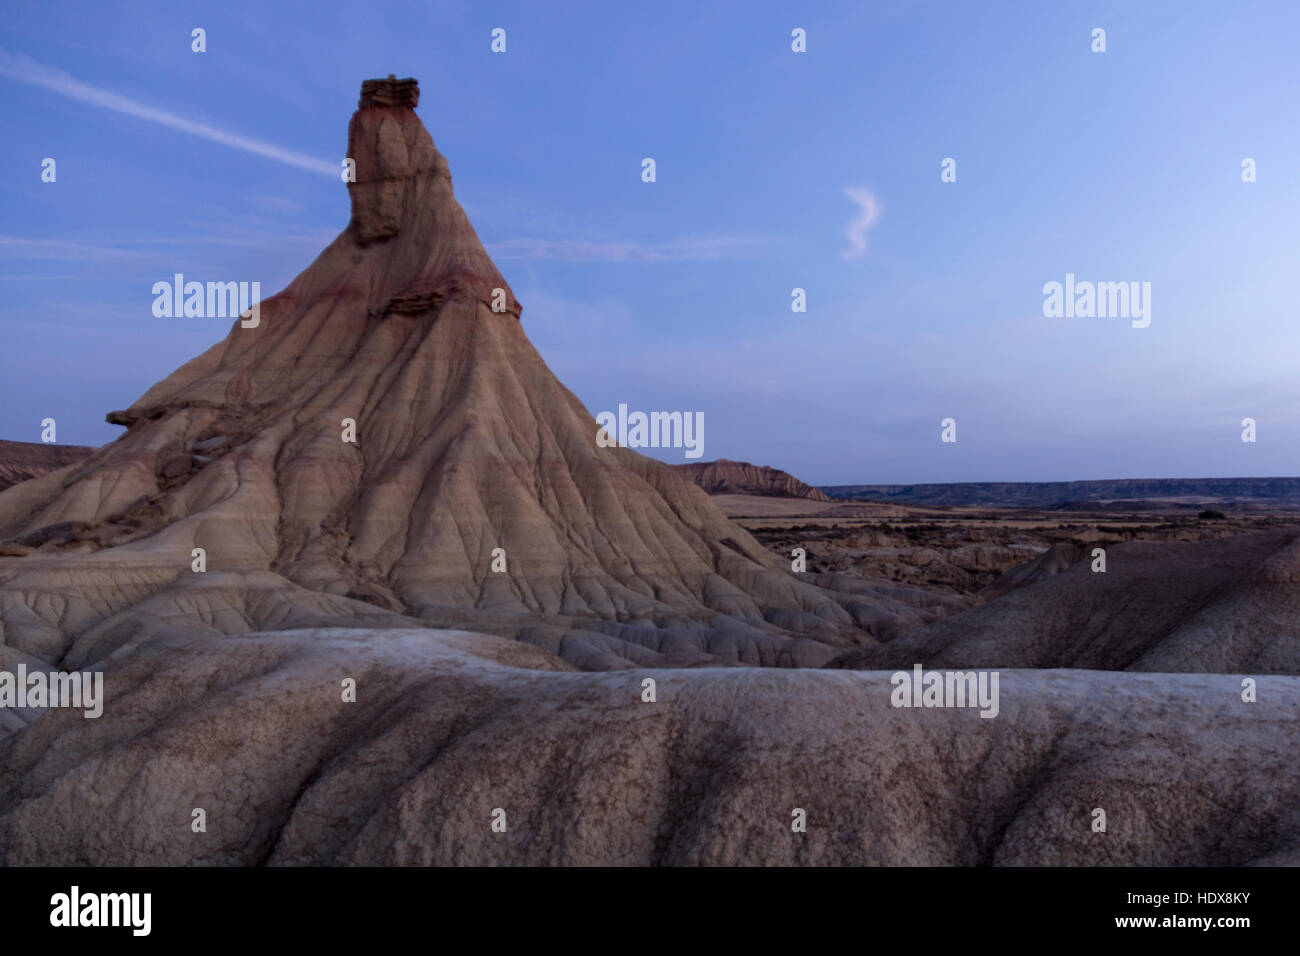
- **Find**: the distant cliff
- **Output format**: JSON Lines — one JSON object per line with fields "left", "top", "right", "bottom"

{"left": 0, "top": 440, "right": 96, "bottom": 492}
{"left": 821, "top": 477, "right": 1300, "bottom": 509}
{"left": 677, "top": 459, "right": 831, "bottom": 501}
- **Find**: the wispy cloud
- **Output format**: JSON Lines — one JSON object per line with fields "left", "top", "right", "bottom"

{"left": 107, "top": 230, "right": 338, "bottom": 248}
{"left": 0, "top": 235, "right": 149, "bottom": 262}
{"left": 0, "top": 49, "right": 336, "bottom": 177}
{"left": 486, "top": 235, "right": 773, "bottom": 263}
{"left": 841, "top": 186, "right": 882, "bottom": 259}
{"left": 0, "top": 231, "right": 336, "bottom": 262}
{"left": 246, "top": 195, "right": 305, "bottom": 216}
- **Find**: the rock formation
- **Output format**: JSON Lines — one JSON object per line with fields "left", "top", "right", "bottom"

{"left": 823, "top": 477, "right": 1300, "bottom": 509}
{"left": 0, "top": 440, "right": 94, "bottom": 493}
{"left": 0, "top": 78, "right": 909, "bottom": 671}
{"left": 3, "top": 77, "right": 1293, "bottom": 869}
{"left": 675, "top": 458, "right": 831, "bottom": 501}
{"left": 829, "top": 528, "right": 1300, "bottom": 674}
{"left": 3, "top": 627, "right": 1296, "bottom": 865}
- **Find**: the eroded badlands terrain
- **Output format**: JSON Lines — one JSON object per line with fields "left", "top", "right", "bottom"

{"left": 1, "top": 76, "right": 1294, "bottom": 866}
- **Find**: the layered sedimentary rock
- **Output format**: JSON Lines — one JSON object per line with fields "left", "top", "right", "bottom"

{"left": 2, "top": 627, "right": 1296, "bottom": 865}
{"left": 0, "top": 79, "right": 911, "bottom": 670}
{"left": 3, "top": 77, "right": 1290, "bottom": 870}
{"left": 676, "top": 458, "right": 831, "bottom": 501}
{"left": 0, "top": 440, "right": 94, "bottom": 493}
{"left": 830, "top": 528, "right": 1300, "bottom": 674}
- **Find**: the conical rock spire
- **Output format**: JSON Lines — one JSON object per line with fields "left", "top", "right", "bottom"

{"left": 0, "top": 78, "right": 924, "bottom": 669}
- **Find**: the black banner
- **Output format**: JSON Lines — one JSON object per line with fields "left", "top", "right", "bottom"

{"left": 0, "top": 866, "right": 1281, "bottom": 942}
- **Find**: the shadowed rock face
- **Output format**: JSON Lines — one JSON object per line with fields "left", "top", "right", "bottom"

{"left": 676, "top": 459, "right": 831, "bottom": 501}
{"left": 0, "top": 79, "right": 909, "bottom": 671}
{"left": 2, "top": 628, "right": 1296, "bottom": 866}
{"left": 0, "top": 441, "right": 95, "bottom": 493}
{"left": 830, "top": 529, "right": 1300, "bottom": 674}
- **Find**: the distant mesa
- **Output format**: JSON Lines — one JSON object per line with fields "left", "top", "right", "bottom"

{"left": 822, "top": 477, "right": 1300, "bottom": 510}
{"left": 676, "top": 458, "right": 830, "bottom": 501}
{"left": 0, "top": 440, "right": 94, "bottom": 493}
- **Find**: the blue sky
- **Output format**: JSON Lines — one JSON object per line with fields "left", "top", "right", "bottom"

{"left": 1, "top": 0, "right": 1297, "bottom": 484}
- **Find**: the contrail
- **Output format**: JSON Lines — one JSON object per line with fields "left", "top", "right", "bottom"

{"left": 0, "top": 49, "right": 337, "bottom": 177}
